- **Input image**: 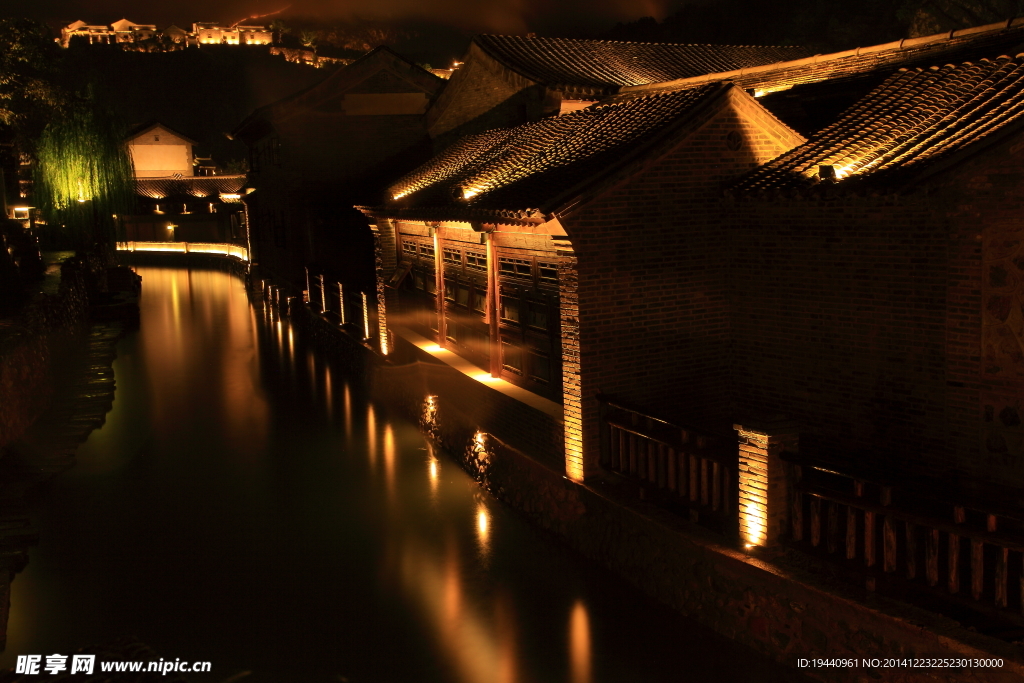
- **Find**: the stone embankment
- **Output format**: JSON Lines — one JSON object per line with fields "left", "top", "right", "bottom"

{"left": 0, "top": 255, "right": 133, "bottom": 648}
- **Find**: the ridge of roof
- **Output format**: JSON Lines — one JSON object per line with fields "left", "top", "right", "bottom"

{"left": 477, "top": 34, "right": 804, "bottom": 49}
{"left": 621, "top": 16, "right": 1024, "bottom": 96}
{"left": 471, "top": 34, "right": 809, "bottom": 94}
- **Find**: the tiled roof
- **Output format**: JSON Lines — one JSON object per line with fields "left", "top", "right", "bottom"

{"left": 135, "top": 175, "right": 247, "bottom": 199}
{"left": 733, "top": 56, "right": 1024, "bottom": 194}
{"left": 623, "top": 19, "right": 1024, "bottom": 101}
{"left": 385, "top": 84, "right": 724, "bottom": 219}
{"left": 475, "top": 35, "right": 808, "bottom": 93}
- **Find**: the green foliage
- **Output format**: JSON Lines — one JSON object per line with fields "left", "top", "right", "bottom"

{"left": 33, "top": 98, "right": 134, "bottom": 250}
{"left": 0, "top": 18, "right": 62, "bottom": 145}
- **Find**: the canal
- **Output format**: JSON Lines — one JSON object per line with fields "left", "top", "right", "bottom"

{"left": 2, "top": 266, "right": 803, "bottom": 682}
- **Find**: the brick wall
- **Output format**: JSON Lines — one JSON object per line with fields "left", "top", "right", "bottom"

{"left": 727, "top": 195, "right": 949, "bottom": 474}
{"left": 562, "top": 89, "right": 805, "bottom": 476}
{"left": 726, "top": 132, "right": 1024, "bottom": 486}
{"left": 426, "top": 42, "right": 545, "bottom": 151}
{"left": 939, "top": 135, "right": 1024, "bottom": 484}
{"left": 551, "top": 85, "right": 1024, "bottom": 488}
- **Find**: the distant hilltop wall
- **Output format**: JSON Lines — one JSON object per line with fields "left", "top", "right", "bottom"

{"left": 267, "top": 47, "right": 352, "bottom": 68}
{"left": 59, "top": 20, "right": 272, "bottom": 48}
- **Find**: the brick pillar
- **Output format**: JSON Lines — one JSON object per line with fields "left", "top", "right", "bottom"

{"left": 734, "top": 419, "right": 798, "bottom": 547}
{"left": 557, "top": 240, "right": 585, "bottom": 481}
{"left": 366, "top": 215, "right": 391, "bottom": 354}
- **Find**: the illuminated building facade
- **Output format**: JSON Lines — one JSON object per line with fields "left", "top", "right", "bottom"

{"left": 362, "top": 21, "right": 1024, "bottom": 498}
{"left": 60, "top": 20, "right": 117, "bottom": 46}
{"left": 234, "top": 47, "right": 445, "bottom": 307}
{"left": 234, "top": 21, "right": 1024, "bottom": 545}
{"left": 121, "top": 123, "right": 248, "bottom": 249}
{"left": 110, "top": 19, "right": 157, "bottom": 43}
{"left": 124, "top": 175, "right": 248, "bottom": 248}
{"left": 127, "top": 123, "right": 196, "bottom": 178}
{"left": 729, "top": 54, "right": 1024, "bottom": 488}
{"left": 365, "top": 82, "right": 804, "bottom": 481}
{"left": 193, "top": 23, "right": 272, "bottom": 46}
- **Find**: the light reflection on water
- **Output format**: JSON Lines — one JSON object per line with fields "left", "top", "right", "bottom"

{"left": 1, "top": 266, "right": 803, "bottom": 683}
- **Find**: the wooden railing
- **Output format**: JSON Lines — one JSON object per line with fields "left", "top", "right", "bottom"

{"left": 598, "top": 396, "right": 736, "bottom": 536}
{"left": 788, "top": 455, "right": 1024, "bottom": 633}
{"left": 118, "top": 241, "right": 249, "bottom": 262}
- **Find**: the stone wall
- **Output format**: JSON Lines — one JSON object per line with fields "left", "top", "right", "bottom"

{"left": 0, "top": 259, "right": 89, "bottom": 452}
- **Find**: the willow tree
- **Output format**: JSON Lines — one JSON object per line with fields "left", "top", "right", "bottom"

{"left": 33, "top": 98, "right": 134, "bottom": 253}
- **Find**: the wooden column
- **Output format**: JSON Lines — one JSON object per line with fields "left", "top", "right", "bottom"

{"left": 864, "top": 511, "right": 876, "bottom": 567}
{"left": 926, "top": 528, "right": 940, "bottom": 587}
{"left": 883, "top": 516, "right": 897, "bottom": 572}
{"left": 949, "top": 506, "right": 965, "bottom": 595}
{"left": 846, "top": 506, "right": 857, "bottom": 560}
{"left": 485, "top": 231, "right": 500, "bottom": 378}
{"left": 810, "top": 497, "right": 821, "bottom": 547}
{"left": 905, "top": 523, "right": 917, "bottom": 580}
{"left": 971, "top": 539, "right": 984, "bottom": 601}
{"left": 433, "top": 226, "right": 445, "bottom": 347}
{"left": 337, "top": 283, "right": 346, "bottom": 325}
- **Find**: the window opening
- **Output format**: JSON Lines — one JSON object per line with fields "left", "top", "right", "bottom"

{"left": 499, "top": 257, "right": 532, "bottom": 278}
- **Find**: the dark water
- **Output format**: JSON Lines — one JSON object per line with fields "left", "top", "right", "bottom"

{"left": 1, "top": 267, "right": 803, "bottom": 683}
